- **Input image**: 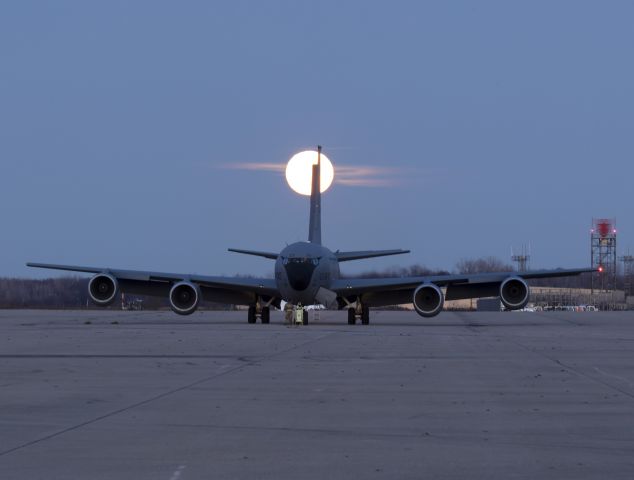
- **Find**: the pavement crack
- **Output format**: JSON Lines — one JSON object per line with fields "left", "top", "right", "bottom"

{"left": 508, "top": 338, "right": 634, "bottom": 403}
{"left": 0, "top": 332, "right": 335, "bottom": 458}
{"left": 593, "top": 367, "right": 634, "bottom": 388}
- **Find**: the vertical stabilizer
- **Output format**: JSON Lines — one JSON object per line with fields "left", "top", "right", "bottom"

{"left": 308, "top": 145, "right": 322, "bottom": 245}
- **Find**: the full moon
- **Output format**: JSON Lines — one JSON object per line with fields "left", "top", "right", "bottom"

{"left": 285, "top": 150, "right": 335, "bottom": 196}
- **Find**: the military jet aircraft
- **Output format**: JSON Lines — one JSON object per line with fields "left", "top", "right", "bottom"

{"left": 28, "top": 146, "right": 594, "bottom": 325}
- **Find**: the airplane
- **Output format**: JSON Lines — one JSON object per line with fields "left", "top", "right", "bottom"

{"left": 27, "top": 146, "right": 595, "bottom": 325}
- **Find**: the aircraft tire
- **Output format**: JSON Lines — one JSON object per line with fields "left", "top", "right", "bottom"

{"left": 347, "top": 308, "right": 356, "bottom": 325}
{"left": 261, "top": 307, "right": 270, "bottom": 324}
{"left": 247, "top": 306, "right": 256, "bottom": 324}
{"left": 361, "top": 306, "right": 370, "bottom": 325}
{"left": 302, "top": 309, "right": 308, "bottom": 325}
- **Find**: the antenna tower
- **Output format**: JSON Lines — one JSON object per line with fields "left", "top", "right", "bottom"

{"left": 511, "top": 244, "right": 531, "bottom": 272}
{"left": 620, "top": 252, "right": 634, "bottom": 297}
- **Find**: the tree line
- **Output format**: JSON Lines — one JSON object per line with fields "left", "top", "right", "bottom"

{"left": 0, "top": 277, "right": 232, "bottom": 310}
{"left": 0, "top": 277, "right": 90, "bottom": 308}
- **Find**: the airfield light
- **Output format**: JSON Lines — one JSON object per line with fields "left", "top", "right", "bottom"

{"left": 285, "top": 150, "right": 335, "bottom": 196}
{"left": 598, "top": 265, "right": 604, "bottom": 273}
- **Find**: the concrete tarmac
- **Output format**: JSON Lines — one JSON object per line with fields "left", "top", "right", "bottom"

{"left": 1, "top": 309, "right": 633, "bottom": 479}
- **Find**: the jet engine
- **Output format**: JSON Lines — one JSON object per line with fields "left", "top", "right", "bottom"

{"left": 169, "top": 281, "right": 201, "bottom": 315}
{"left": 500, "top": 276, "right": 529, "bottom": 310}
{"left": 413, "top": 283, "right": 444, "bottom": 317}
{"left": 88, "top": 273, "right": 119, "bottom": 306}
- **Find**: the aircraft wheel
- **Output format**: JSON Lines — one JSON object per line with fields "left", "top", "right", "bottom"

{"left": 347, "top": 308, "right": 356, "bottom": 325}
{"left": 302, "top": 309, "right": 308, "bottom": 325}
{"left": 247, "top": 306, "right": 256, "bottom": 324}
{"left": 361, "top": 306, "right": 370, "bottom": 325}
{"left": 261, "top": 307, "right": 270, "bottom": 324}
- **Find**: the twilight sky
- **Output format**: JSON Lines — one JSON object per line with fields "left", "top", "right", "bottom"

{"left": 1, "top": 1, "right": 633, "bottom": 278}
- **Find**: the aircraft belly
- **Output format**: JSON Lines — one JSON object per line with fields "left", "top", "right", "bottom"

{"left": 281, "top": 285, "right": 319, "bottom": 305}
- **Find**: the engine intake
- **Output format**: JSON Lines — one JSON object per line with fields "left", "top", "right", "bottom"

{"left": 169, "top": 281, "right": 201, "bottom": 315}
{"left": 500, "top": 277, "right": 529, "bottom": 310}
{"left": 88, "top": 274, "right": 119, "bottom": 306}
{"left": 413, "top": 283, "right": 444, "bottom": 317}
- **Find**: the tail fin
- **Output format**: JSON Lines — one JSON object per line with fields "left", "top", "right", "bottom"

{"left": 308, "top": 145, "right": 322, "bottom": 245}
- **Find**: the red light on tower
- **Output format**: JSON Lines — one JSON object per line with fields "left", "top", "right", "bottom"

{"left": 597, "top": 221, "right": 611, "bottom": 238}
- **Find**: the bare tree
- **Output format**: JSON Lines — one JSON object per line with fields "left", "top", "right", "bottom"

{"left": 455, "top": 257, "right": 514, "bottom": 274}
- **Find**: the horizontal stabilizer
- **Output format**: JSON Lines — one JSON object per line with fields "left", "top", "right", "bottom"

{"left": 335, "top": 249, "right": 410, "bottom": 262}
{"left": 228, "top": 248, "right": 279, "bottom": 260}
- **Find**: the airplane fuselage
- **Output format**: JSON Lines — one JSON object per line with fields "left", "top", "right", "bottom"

{"left": 275, "top": 241, "right": 340, "bottom": 305}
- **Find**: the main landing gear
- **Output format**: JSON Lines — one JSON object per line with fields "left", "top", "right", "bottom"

{"left": 347, "top": 305, "right": 370, "bottom": 325}
{"left": 248, "top": 305, "right": 270, "bottom": 324}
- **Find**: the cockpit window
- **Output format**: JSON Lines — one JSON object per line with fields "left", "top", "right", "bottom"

{"left": 282, "top": 256, "right": 320, "bottom": 265}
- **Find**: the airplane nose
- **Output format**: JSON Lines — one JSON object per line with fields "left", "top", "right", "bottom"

{"left": 284, "top": 262, "right": 316, "bottom": 291}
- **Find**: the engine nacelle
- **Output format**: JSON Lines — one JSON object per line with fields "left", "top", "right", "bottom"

{"left": 169, "top": 281, "right": 201, "bottom": 315}
{"left": 88, "top": 273, "right": 119, "bottom": 306}
{"left": 413, "top": 283, "right": 444, "bottom": 317}
{"left": 500, "top": 276, "right": 530, "bottom": 310}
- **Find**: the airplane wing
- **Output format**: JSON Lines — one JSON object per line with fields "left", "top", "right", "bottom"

{"left": 26, "top": 262, "right": 279, "bottom": 305}
{"left": 331, "top": 268, "right": 595, "bottom": 306}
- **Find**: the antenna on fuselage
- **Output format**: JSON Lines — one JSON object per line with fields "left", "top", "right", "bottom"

{"left": 308, "top": 145, "right": 322, "bottom": 245}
